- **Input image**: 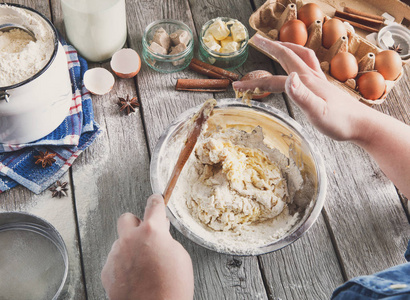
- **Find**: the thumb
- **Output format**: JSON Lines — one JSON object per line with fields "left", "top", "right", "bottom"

{"left": 143, "top": 194, "right": 168, "bottom": 229}
{"left": 285, "top": 72, "right": 326, "bottom": 120}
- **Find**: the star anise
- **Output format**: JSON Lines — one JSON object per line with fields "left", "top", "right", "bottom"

{"left": 389, "top": 44, "right": 402, "bottom": 54}
{"left": 118, "top": 95, "right": 139, "bottom": 115}
{"left": 49, "top": 181, "right": 69, "bottom": 198}
{"left": 34, "top": 151, "right": 57, "bottom": 168}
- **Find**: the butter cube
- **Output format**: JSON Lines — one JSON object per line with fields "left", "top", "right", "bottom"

{"left": 220, "top": 36, "right": 234, "bottom": 48}
{"left": 230, "top": 21, "right": 246, "bottom": 42}
{"left": 203, "top": 32, "right": 221, "bottom": 52}
{"left": 207, "top": 18, "right": 230, "bottom": 41}
{"left": 220, "top": 41, "right": 240, "bottom": 53}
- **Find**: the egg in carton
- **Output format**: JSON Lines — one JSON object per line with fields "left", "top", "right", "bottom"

{"left": 248, "top": 0, "right": 404, "bottom": 105}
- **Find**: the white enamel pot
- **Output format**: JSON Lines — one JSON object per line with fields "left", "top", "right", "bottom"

{"left": 0, "top": 4, "right": 72, "bottom": 144}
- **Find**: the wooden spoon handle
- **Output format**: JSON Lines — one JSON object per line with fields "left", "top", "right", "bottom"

{"left": 163, "top": 99, "right": 217, "bottom": 205}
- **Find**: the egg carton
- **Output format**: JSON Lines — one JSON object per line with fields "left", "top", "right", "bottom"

{"left": 248, "top": 0, "right": 404, "bottom": 105}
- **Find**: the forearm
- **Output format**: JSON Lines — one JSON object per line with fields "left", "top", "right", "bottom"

{"left": 352, "top": 108, "right": 410, "bottom": 198}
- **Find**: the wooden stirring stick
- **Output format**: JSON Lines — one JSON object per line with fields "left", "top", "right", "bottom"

{"left": 162, "top": 99, "right": 217, "bottom": 205}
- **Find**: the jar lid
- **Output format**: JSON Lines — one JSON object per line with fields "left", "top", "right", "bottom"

{"left": 377, "top": 24, "right": 410, "bottom": 60}
{"left": 0, "top": 212, "right": 68, "bottom": 300}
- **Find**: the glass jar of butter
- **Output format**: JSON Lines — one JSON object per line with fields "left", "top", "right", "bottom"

{"left": 199, "top": 17, "right": 249, "bottom": 70}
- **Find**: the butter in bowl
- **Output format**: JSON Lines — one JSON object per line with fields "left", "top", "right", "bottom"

{"left": 199, "top": 17, "right": 249, "bottom": 70}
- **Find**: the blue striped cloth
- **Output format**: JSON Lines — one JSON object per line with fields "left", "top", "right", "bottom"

{"left": 0, "top": 36, "right": 102, "bottom": 194}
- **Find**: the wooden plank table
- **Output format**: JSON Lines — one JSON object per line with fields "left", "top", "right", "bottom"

{"left": 1, "top": 0, "right": 409, "bottom": 299}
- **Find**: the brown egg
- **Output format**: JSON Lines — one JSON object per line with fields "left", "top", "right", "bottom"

{"left": 357, "top": 72, "right": 386, "bottom": 100}
{"left": 374, "top": 50, "right": 402, "bottom": 81}
{"left": 322, "top": 18, "right": 347, "bottom": 49}
{"left": 330, "top": 52, "right": 358, "bottom": 82}
{"left": 241, "top": 70, "right": 273, "bottom": 99}
{"left": 279, "top": 19, "right": 308, "bottom": 46}
{"left": 298, "top": 3, "right": 324, "bottom": 28}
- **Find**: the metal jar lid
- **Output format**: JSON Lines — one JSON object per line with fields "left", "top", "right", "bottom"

{"left": 0, "top": 212, "right": 69, "bottom": 300}
{"left": 377, "top": 23, "right": 410, "bottom": 60}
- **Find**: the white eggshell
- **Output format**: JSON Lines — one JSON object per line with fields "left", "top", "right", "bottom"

{"left": 110, "top": 48, "right": 141, "bottom": 78}
{"left": 84, "top": 68, "right": 115, "bottom": 95}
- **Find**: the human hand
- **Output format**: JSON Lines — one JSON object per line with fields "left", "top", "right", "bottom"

{"left": 101, "top": 194, "right": 194, "bottom": 300}
{"left": 233, "top": 34, "right": 372, "bottom": 142}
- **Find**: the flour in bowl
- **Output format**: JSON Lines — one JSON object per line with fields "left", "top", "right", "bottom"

{"left": 0, "top": 5, "right": 55, "bottom": 87}
{"left": 169, "top": 126, "right": 304, "bottom": 254}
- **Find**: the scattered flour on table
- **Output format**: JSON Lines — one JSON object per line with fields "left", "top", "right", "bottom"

{"left": 0, "top": 4, "right": 54, "bottom": 86}
{"left": 169, "top": 126, "right": 304, "bottom": 254}
{"left": 72, "top": 143, "right": 110, "bottom": 227}
{"left": 28, "top": 193, "right": 81, "bottom": 299}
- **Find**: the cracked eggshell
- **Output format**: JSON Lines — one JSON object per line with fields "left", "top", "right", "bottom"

{"left": 110, "top": 48, "right": 141, "bottom": 78}
{"left": 84, "top": 67, "right": 115, "bottom": 95}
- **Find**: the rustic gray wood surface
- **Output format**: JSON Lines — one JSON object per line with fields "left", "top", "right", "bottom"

{"left": 1, "top": 0, "right": 409, "bottom": 299}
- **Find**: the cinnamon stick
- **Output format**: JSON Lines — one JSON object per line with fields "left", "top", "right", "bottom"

{"left": 189, "top": 58, "right": 240, "bottom": 81}
{"left": 176, "top": 78, "right": 230, "bottom": 92}
{"left": 189, "top": 62, "right": 228, "bottom": 80}
{"left": 335, "top": 10, "right": 383, "bottom": 29}
{"left": 333, "top": 17, "right": 380, "bottom": 33}
{"left": 343, "top": 6, "right": 384, "bottom": 21}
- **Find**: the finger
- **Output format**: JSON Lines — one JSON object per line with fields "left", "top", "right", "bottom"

{"left": 166, "top": 217, "right": 170, "bottom": 231}
{"left": 278, "top": 42, "right": 326, "bottom": 79}
{"left": 117, "top": 213, "right": 141, "bottom": 237}
{"left": 285, "top": 72, "right": 327, "bottom": 119}
{"left": 232, "top": 75, "right": 287, "bottom": 93}
{"left": 144, "top": 194, "right": 168, "bottom": 228}
{"left": 251, "top": 34, "right": 312, "bottom": 75}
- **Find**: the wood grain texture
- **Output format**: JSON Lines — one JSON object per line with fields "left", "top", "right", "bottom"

{"left": 50, "top": 1, "right": 152, "bottom": 299}
{"left": 126, "top": 0, "right": 213, "bottom": 148}
{"left": 2, "top": 0, "right": 409, "bottom": 299}
{"left": 259, "top": 216, "right": 344, "bottom": 300}
{"left": 309, "top": 122, "right": 410, "bottom": 278}
{"left": 125, "top": 0, "right": 269, "bottom": 299}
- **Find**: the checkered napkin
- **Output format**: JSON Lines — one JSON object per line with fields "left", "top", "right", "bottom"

{"left": 0, "top": 36, "right": 102, "bottom": 194}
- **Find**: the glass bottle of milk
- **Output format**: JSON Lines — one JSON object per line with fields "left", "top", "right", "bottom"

{"left": 61, "top": 0, "right": 127, "bottom": 62}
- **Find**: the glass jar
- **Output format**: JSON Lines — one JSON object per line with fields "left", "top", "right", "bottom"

{"left": 199, "top": 17, "right": 249, "bottom": 70}
{"left": 142, "top": 20, "right": 194, "bottom": 73}
{"left": 61, "top": 0, "right": 127, "bottom": 62}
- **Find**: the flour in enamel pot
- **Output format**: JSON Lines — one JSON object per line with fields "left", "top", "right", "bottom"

{"left": 0, "top": 5, "right": 54, "bottom": 87}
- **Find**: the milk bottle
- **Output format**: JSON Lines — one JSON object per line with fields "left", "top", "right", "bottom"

{"left": 61, "top": 0, "right": 127, "bottom": 62}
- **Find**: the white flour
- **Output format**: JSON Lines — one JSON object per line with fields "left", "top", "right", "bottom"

{"left": 0, "top": 5, "right": 54, "bottom": 87}
{"left": 0, "top": 227, "right": 65, "bottom": 300}
{"left": 169, "top": 126, "right": 303, "bottom": 255}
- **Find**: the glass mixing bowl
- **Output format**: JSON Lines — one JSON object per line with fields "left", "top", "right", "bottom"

{"left": 150, "top": 99, "right": 327, "bottom": 255}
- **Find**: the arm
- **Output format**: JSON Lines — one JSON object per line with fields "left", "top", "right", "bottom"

{"left": 233, "top": 34, "right": 410, "bottom": 198}
{"left": 101, "top": 194, "right": 194, "bottom": 300}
